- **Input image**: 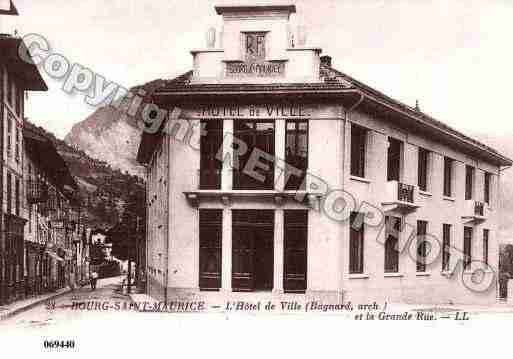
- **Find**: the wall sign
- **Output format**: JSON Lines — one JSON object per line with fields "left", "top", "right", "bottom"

{"left": 226, "top": 32, "right": 285, "bottom": 78}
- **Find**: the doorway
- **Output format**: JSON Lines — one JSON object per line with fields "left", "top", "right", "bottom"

{"left": 232, "top": 210, "right": 274, "bottom": 292}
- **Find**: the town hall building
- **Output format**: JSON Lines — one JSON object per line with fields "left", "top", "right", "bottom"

{"left": 137, "top": 3, "right": 512, "bottom": 306}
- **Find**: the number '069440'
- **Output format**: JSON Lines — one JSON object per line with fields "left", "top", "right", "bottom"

{"left": 43, "top": 340, "right": 76, "bottom": 350}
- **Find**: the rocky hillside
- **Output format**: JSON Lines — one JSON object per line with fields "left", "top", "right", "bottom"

{"left": 26, "top": 121, "right": 145, "bottom": 230}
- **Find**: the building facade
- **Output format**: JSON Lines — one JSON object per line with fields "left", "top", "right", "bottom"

{"left": 0, "top": 1, "right": 85, "bottom": 304}
{"left": 137, "top": 4, "right": 512, "bottom": 306}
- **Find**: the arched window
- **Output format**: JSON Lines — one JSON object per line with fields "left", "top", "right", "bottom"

{"left": 384, "top": 235, "right": 399, "bottom": 273}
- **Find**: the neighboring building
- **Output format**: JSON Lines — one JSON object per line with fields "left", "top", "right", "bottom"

{"left": 23, "top": 123, "right": 82, "bottom": 295}
{"left": 137, "top": 4, "right": 512, "bottom": 305}
{"left": 0, "top": 2, "right": 49, "bottom": 304}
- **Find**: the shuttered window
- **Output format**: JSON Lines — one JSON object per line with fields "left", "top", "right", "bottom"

{"left": 483, "top": 229, "right": 489, "bottom": 265}
{"left": 418, "top": 148, "right": 429, "bottom": 191}
{"left": 464, "top": 226, "right": 473, "bottom": 270}
{"left": 200, "top": 119, "right": 223, "bottom": 190}
{"left": 465, "top": 166, "right": 474, "bottom": 200}
{"left": 443, "top": 157, "right": 453, "bottom": 197}
{"left": 442, "top": 224, "right": 451, "bottom": 272}
{"left": 416, "top": 220, "right": 427, "bottom": 272}
{"left": 384, "top": 216, "right": 400, "bottom": 273}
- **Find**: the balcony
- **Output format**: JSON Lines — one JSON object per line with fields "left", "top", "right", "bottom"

{"left": 26, "top": 180, "right": 49, "bottom": 204}
{"left": 382, "top": 181, "right": 420, "bottom": 213}
{"left": 462, "top": 200, "right": 487, "bottom": 223}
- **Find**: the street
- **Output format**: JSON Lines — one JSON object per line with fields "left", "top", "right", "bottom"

{"left": 0, "top": 276, "right": 129, "bottom": 330}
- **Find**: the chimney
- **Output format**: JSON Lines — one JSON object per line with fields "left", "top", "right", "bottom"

{"left": 320, "top": 55, "right": 332, "bottom": 67}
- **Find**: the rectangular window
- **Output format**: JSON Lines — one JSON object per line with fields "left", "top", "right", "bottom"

{"left": 463, "top": 226, "right": 473, "bottom": 270}
{"left": 484, "top": 172, "right": 491, "bottom": 204}
{"left": 7, "top": 172, "right": 12, "bottom": 214}
{"left": 387, "top": 137, "right": 402, "bottom": 182}
{"left": 284, "top": 210, "right": 308, "bottom": 293}
{"left": 200, "top": 119, "right": 223, "bottom": 190}
{"left": 350, "top": 124, "right": 366, "bottom": 178}
{"left": 416, "top": 220, "right": 427, "bottom": 272}
{"left": 15, "top": 178, "right": 19, "bottom": 216}
{"left": 384, "top": 216, "right": 401, "bottom": 273}
{"left": 443, "top": 157, "right": 453, "bottom": 197}
{"left": 233, "top": 120, "right": 275, "bottom": 190}
{"left": 15, "top": 126, "right": 20, "bottom": 162}
{"left": 16, "top": 88, "right": 23, "bottom": 116}
{"left": 418, "top": 148, "right": 429, "bottom": 191}
{"left": 285, "top": 120, "right": 308, "bottom": 190}
{"left": 465, "top": 165, "right": 474, "bottom": 200}
{"left": 442, "top": 224, "right": 451, "bottom": 272}
{"left": 7, "top": 72, "right": 14, "bottom": 106}
{"left": 7, "top": 114, "right": 12, "bottom": 157}
{"left": 349, "top": 212, "right": 364, "bottom": 274}
{"left": 199, "top": 209, "right": 222, "bottom": 291}
{"left": 483, "top": 229, "right": 489, "bottom": 266}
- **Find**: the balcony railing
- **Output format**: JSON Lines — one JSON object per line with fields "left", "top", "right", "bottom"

{"left": 382, "top": 181, "right": 419, "bottom": 213}
{"left": 463, "top": 200, "right": 487, "bottom": 222}
{"left": 474, "top": 201, "right": 484, "bottom": 216}
{"left": 398, "top": 183, "right": 415, "bottom": 203}
{"left": 26, "top": 180, "right": 49, "bottom": 204}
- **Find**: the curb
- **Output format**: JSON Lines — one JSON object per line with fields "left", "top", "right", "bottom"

{"left": 0, "top": 288, "right": 73, "bottom": 321}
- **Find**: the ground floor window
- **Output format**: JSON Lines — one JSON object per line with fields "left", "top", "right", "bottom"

{"left": 349, "top": 212, "right": 364, "bottom": 274}
{"left": 199, "top": 209, "right": 222, "bottom": 291}
{"left": 284, "top": 210, "right": 308, "bottom": 293}
{"left": 442, "top": 224, "right": 451, "bottom": 271}
{"left": 483, "top": 229, "right": 489, "bottom": 265}
{"left": 384, "top": 216, "right": 400, "bottom": 273}
{"left": 416, "top": 220, "right": 427, "bottom": 272}
{"left": 464, "top": 226, "right": 473, "bottom": 270}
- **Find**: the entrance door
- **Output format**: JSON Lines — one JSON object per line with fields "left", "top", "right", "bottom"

{"left": 232, "top": 210, "right": 274, "bottom": 292}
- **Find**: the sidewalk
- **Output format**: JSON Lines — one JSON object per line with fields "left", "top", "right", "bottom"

{"left": 0, "top": 287, "right": 72, "bottom": 321}
{"left": 0, "top": 276, "right": 124, "bottom": 321}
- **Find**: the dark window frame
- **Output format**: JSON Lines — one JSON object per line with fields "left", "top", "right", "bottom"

{"left": 465, "top": 165, "right": 474, "bottom": 200}
{"left": 387, "top": 137, "right": 402, "bottom": 182}
{"left": 200, "top": 119, "right": 223, "bottom": 190}
{"left": 349, "top": 212, "right": 364, "bottom": 274}
{"left": 442, "top": 224, "right": 451, "bottom": 272}
{"left": 350, "top": 124, "right": 367, "bottom": 178}
{"left": 463, "top": 226, "right": 473, "bottom": 270}
{"left": 443, "top": 157, "right": 453, "bottom": 197}
{"left": 483, "top": 229, "right": 489, "bottom": 266}
{"left": 416, "top": 220, "right": 428, "bottom": 272}
{"left": 384, "top": 216, "right": 401, "bottom": 273}
{"left": 484, "top": 172, "right": 491, "bottom": 205}
{"left": 417, "top": 147, "right": 429, "bottom": 192}
{"left": 285, "top": 119, "right": 308, "bottom": 190}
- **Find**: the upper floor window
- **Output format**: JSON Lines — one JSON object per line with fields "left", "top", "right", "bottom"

{"left": 233, "top": 119, "right": 275, "bottom": 190}
{"left": 6, "top": 114, "right": 12, "bottom": 157}
{"left": 443, "top": 157, "right": 453, "bottom": 197}
{"left": 465, "top": 165, "right": 474, "bottom": 200}
{"left": 200, "top": 119, "right": 223, "bottom": 190}
{"left": 15, "top": 126, "right": 20, "bottom": 162}
{"left": 350, "top": 124, "right": 366, "bottom": 178}
{"left": 285, "top": 119, "right": 308, "bottom": 190}
{"left": 484, "top": 172, "right": 491, "bottom": 204}
{"left": 244, "top": 32, "right": 266, "bottom": 62}
{"left": 387, "top": 137, "right": 402, "bottom": 182}
{"left": 7, "top": 72, "right": 14, "bottom": 106}
{"left": 349, "top": 212, "right": 365, "bottom": 274}
{"left": 417, "top": 148, "right": 429, "bottom": 192}
{"left": 16, "top": 88, "right": 23, "bottom": 117}
{"left": 15, "top": 178, "right": 20, "bottom": 216}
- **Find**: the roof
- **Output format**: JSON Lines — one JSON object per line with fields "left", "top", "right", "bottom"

{"left": 215, "top": 4, "right": 296, "bottom": 15}
{"left": 0, "top": 35, "right": 48, "bottom": 91}
{"left": 23, "top": 123, "right": 79, "bottom": 199}
{"left": 0, "top": 0, "right": 18, "bottom": 15}
{"left": 137, "top": 66, "right": 513, "bottom": 167}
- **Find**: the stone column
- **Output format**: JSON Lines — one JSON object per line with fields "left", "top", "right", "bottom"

{"left": 222, "top": 119, "right": 234, "bottom": 191}
{"left": 273, "top": 209, "right": 284, "bottom": 294}
{"left": 275, "top": 119, "right": 286, "bottom": 191}
{"left": 221, "top": 208, "right": 232, "bottom": 292}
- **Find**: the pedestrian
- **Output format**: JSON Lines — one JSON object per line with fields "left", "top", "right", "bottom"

{"left": 90, "top": 270, "right": 99, "bottom": 290}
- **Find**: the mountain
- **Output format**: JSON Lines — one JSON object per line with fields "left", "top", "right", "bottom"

{"left": 25, "top": 121, "right": 145, "bottom": 230}
{"left": 64, "top": 105, "right": 144, "bottom": 178}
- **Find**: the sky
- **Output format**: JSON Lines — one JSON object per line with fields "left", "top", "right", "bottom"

{"left": 3, "top": 0, "right": 513, "bottom": 140}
